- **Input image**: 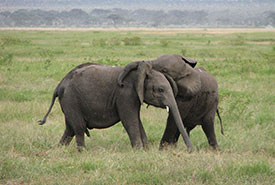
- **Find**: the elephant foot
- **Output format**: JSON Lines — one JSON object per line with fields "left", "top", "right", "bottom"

{"left": 132, "top": 143, "right": 145, "bottom": 151}
{"left": 143, "top": 144, "right": 149, "bottom": 151}
{"left": 187, "top": 146, "right": 194, "bottom": 153}
{"left": 77, "top": 146, "right": 87, "bottom": 153}
{"left": 159, "top": 142, "right": 177, "bottom": 151}
{"left": 160, "top": 141, "right": 194, "bottom": 153}
{"left": 210, "top": 144, "right": 221, "bottom": 151}
{"left": 59, "top": 136, "right": 74, "bottom": 146}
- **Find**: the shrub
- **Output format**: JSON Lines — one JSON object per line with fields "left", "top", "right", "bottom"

{"left": 107, "top": 37, "right": 122, "bottom": 46}
{"left": 231, "top": 35, "right": 245, "bottom": 46}
{"left": 92, "top": 39, "right": 107, "bottom": 47}
{"left": 123, "top": 36, "right": 141, "bottom": 46}
{"left": 160, "top": 40, "right": 169, "bottom": 47}
{"left": 181, "top": 48, "right": 187, "bottom": 56}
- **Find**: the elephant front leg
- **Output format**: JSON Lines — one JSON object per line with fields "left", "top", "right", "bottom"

{"left": 121, "top": 119, "right": 144, "bottom": 149}
{"left": 160, "top": 113, "right": 180, "bottom": 150}
{"left": 117, "top": 102, "right": 145, "bottom": 149}
{"left": 139, "top": 120, "right": 148, "bottom": 150}
{"left": 116, "top": 91, "right": 148, "bottom": 150}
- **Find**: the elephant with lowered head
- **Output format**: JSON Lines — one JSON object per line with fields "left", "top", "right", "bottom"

{"left": 39, "top": 61, "right": 193, "bottom": 152}
{"left": 118, "top": 54, "right": 224, "bottom": 150}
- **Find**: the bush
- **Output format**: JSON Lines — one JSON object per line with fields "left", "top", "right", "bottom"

{"left": 92, "top": 39, "right": 107, "bottom": 47}
{"left": 181, "top": 48, "right": 187, "bottom": 56}
{"left": 0, "top": 36, "right": 30, "bottom": 49}
{"left": 231, "top": 35, "right": 245, "bottom": 46}
{"left": 160, "top": 40, "right": 169, "bottom": 47}
{"left": 123, "top": 36, "right": 141, "bottom": 46}
{"left": 107, "top": 37, "right": 122, "bottom": 46}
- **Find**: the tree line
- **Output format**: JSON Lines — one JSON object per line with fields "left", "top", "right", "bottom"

{"left": 0, "top": 8, "right": 274, "bottom": 28}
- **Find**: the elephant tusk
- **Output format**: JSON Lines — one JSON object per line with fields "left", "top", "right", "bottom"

{"left": 166, "top": 106, "right": 169, "bottom": 113}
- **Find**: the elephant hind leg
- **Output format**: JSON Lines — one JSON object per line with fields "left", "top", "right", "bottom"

{"left": 63, "top": 112, "right": 87, "bottom": 152}
{"left": 201, "top": 111, "right": 218, "bottom": 149}
{"left": 59, "top": 119, "right": 75, "bottom": 146}
{"left": 75, "top": 133, "right": 85, "bottom": 152}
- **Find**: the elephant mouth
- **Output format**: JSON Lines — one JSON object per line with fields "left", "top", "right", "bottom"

{"left": 146, "top": 85, "right": 167, "bottom": 109}
{"left": 144, "top": 99, "right": 165, "bottom": 109}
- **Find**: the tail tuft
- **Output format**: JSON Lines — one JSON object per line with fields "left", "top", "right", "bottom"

{"left": 38, "top": 119, "right": 46, "bottom": 125}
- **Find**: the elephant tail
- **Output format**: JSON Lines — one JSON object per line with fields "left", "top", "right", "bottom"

{"left": 216, "top": 109, "right": 224, "bottom": 135}
{"left": 38, "top": 86, "right": 59, "bottom": 125}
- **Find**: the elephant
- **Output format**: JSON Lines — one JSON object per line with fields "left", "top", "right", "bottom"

{"left": 118, "top": 54, "right": 224, "bottom": 150}
{"left": 38, "top": 61, "right": 193, "bottom": 152}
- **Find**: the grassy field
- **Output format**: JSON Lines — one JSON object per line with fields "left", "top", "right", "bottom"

{"left": 0, "top": 29, "right": 274, "bottom": 184}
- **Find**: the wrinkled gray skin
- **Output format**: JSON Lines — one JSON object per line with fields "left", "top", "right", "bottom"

{"left": 118, "top": 54, "right": 224, "bottom": 150}
{"left": 39, "top": 61, "right": 193, "bottom": 152}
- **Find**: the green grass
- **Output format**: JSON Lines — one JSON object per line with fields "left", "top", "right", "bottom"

{"left": 0, "top": 29, "right": 274, "bottom": 184}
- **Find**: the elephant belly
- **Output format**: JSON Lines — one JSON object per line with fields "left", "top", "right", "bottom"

{"left": 178, "top": 92, "right": 216, "bottom": 128}
{"left": 182, "top": 116, "right": 203, "bottom": 128}
{"left": 84, "top": 109, "right": 121, "bottom": 129}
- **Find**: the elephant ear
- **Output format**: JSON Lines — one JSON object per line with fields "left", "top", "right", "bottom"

{"left": 164, "top": 74, "right": 178, "bottom": 97}
{"left": 135, "top": 61, "right": 152, "bottom": 104}
{"left": 177, "top": 64, "right": 201, "bottom": 98}
{"left": 118, "top": 61, "right": 141, "bottom": 87}
{"left": 182, "top": 56, "right": 197, "bottom": 68}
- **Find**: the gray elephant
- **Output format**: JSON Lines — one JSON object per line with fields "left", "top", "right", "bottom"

{"left": 39, "top": 61, "right": 193, "bottom": 152}
{"left": 118, "top": 54, "right": 224, "bottom": 150}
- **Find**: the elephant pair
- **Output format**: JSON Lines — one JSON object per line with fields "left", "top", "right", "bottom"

{"left": 39, "top": 54, "right": 223, "bottom": 152}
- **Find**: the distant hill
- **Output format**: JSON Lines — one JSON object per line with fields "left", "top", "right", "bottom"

{"left": 0, "top": 0, "right": 274, "bottom": 28}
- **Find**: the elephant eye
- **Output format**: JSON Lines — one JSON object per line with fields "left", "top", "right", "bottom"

{"left": 161, "top": 68, "right": 167, "bottom": 73}
{"left": 158, "top": 88, "right": 164, "bottom": 93}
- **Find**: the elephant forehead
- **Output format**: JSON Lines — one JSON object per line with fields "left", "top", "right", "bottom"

{"left": 148, "top": 71, "right": 165, "bottom": 83}
{"left": 150, "top": 70, "right": 165, "bottom": 79}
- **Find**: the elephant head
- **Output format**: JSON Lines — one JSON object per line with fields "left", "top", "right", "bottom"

{"left": 132, "top": 61, "right": 193, "bottom": 151}
{"left": 118, "top": 54, "right": 201, "bottom": 99}
{"left": 135, "top": 61, "right": 178, "bottom": 105}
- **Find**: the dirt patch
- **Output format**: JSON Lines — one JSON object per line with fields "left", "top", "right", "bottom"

{"left": 247, "top": 41, "right": 275, "bottom": 45}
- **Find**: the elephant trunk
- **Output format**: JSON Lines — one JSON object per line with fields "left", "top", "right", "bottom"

{"left": 168, "top": 98, "right": 194, "bottom": 152}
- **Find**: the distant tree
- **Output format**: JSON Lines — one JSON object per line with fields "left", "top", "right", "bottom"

{"left": 0, "top": 6, "right": 274, "bottom": 28}
{"left": 0, "top": 11, "right": 11, "bottom": 17}
{"left": 9, "top": 9, "right": 31, "bottom": 26}
{"left": 266, "top": 11, "right": 275, "bottom": 26}
{"left": 107, "top": 14, "right": 124, "bottom": 27}
{"left": 59, "top": 9, "right": 90, "bottom": 26}
{"left": 90, "top": 9, "right": 112, "bottom": 16}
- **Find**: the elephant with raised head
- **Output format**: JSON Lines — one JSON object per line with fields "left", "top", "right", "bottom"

{"left": 39, "top": 61, "right": 193, "bottom": 152}
{"left": 118, "top": 54, "right": 224, "bottom": 150}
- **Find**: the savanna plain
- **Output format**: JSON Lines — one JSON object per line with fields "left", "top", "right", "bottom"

{"left": 0, "top": 29, "right": 274, "bottom": 184}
